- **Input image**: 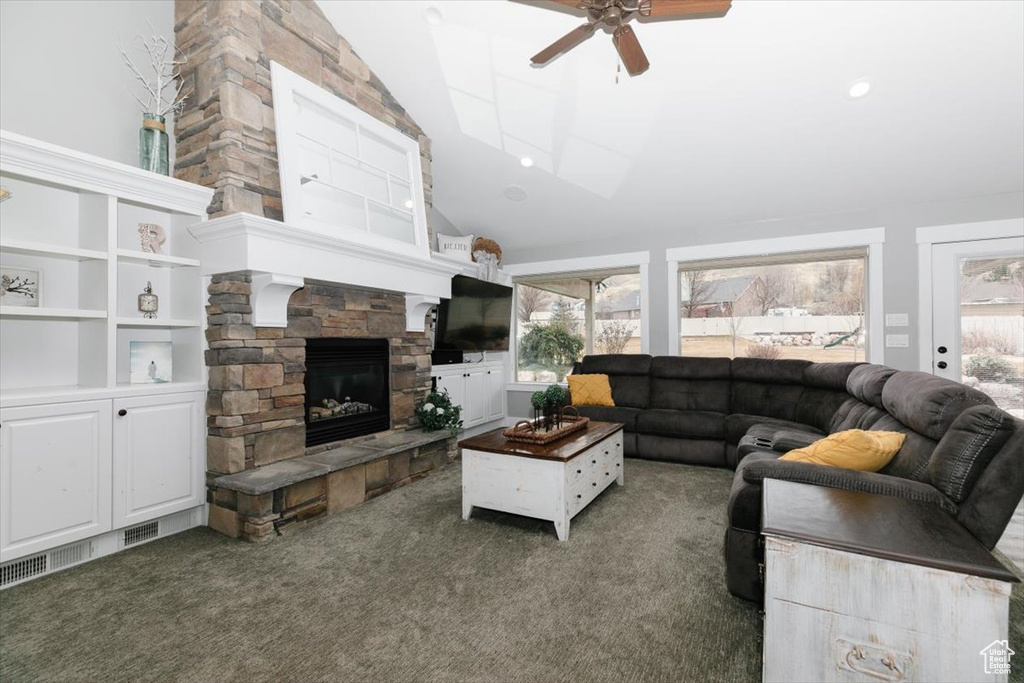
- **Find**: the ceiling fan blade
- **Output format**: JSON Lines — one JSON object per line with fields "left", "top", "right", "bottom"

{"left": 638, "top": 0, "right": 732, "bottom": 19}
{"left": 531, "top": 23, "right": 598, "bottom": 65}
{"left": 613, "top": 25, "right": 650, "bottom": 76}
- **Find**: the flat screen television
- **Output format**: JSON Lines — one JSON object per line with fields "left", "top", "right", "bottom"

{"left": 435, "top": 275, "right": 514, "bottom": 351}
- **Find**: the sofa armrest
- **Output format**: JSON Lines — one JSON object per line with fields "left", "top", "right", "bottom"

{"left": 737, "top": 454, "right": 957, "bottom": 514}
{"left": 770, "top": 429, "right": 821, "bottom": 452}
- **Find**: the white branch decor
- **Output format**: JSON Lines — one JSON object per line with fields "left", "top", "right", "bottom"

{"left": 118, "top": 29, "right": 190, "bottom": 117}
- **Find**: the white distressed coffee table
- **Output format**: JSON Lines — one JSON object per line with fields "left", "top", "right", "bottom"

{"left": 458, "top": 421, "right": 624, "bottom": 541}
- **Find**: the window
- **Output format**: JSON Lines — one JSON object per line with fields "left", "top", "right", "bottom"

{"left": 677, "top": 247, "right": 869, "bottom": 362}
{"left": 514, "top": 269, "right": 643, "bottom": 381}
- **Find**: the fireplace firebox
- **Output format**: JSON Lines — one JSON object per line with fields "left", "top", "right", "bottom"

{"left": 304, "top": 338, "right": 390, "bottom": 447}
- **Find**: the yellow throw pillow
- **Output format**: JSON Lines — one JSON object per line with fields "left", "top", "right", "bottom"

{"left": 779, "top": 429, "right": 906, "bottom": 472}
{"left": 567, "top": 374, "right": 615, "bottom": 407}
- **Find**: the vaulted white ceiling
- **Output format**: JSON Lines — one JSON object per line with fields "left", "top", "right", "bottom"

{"left": 319, "top": 0, "right": 1024, "bottom": 253}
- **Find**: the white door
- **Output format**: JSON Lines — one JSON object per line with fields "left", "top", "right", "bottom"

{"left": 930, "top": 236, "right": 1024, "bottom": 573}
{"left": 0, "top": 400, "right": 112, "bottom": 562}
{"left": 930, "top": 237, "right": 1024, "bottom": 416}
{"left": 112, "top": 392, "right": 205, "bottom": 528}
{"left": 485, "top": 365, "right": 505, "bottom": 422}
{"left": 464, "top": 370, "right": 487, "bottom": 426}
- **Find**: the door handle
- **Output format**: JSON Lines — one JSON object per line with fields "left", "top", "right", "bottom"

{"left": 937, "top": 345, "right": 947, "bottom": 354}
{"left": 936, "top": 361, "right": 948, "bottom": 369}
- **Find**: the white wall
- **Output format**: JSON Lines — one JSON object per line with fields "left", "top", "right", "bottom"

{"left": 503, "top": 191, "right": 1024, "bottom": 372}
{"left": 0, "top": 0, "right": 175, "bottom": 167}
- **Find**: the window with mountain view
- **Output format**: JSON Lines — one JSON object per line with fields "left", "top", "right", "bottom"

{"left": 515, "top": 270, "right": 642, "bottom": 381}
{"left": 678, "top": 248, "right": 868, "bottom": 362}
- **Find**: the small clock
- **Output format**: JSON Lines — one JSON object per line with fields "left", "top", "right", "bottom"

{"left": 138, "top": 281, "right": 158, "bottom": 319}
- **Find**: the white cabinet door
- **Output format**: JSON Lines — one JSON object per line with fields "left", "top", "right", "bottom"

{"left": 435, "top": 372, "right": 466, "bottom": 414}
{"left": 112, "top": 392, "right": 204, "bottom": 528}
{"left": 485, "top": 365, "right": 505, "bottom": 422}
{"left": 464, "top": 370, "right": 487, "bottom": 426}
{"left": 0, "top": 400, "right": 112, "bottom": 562}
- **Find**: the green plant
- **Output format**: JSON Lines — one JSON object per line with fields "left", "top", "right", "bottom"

{"left": 964, "top": 353, "right": 1018, "bottom": 384}
{"left": 543, "top": 384, "right": 566, "bottom": 408}
{"left": 530, "top": 391, "right": 547, "bottom": 409}
{"left": 518, "top": 324, "right": 584, "bottom": 369}
{"left": 415, "top": 389, "right": 463, "bottom": 434}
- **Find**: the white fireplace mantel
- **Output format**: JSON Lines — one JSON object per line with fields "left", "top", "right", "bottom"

{"left": 189, "top": 213, "right": 464, "bottom": 331}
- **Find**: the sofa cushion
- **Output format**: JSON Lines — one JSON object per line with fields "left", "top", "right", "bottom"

{"left": 650, "top": 356, "right": 731, "bottom": 413}
{"left": 794, "top": 387, "right": 853, "bottom": 433}
{"left": 871, "top": 415, "right": 938, "bottom": 481}
{"left": 927, "top": 405, "right": 1019, "bottom": 504}
{"left": 846, "top": 364, "right": 897, "bottom": 409}
{"left": 802, "top": 362, "right": 864, "bottom": 390}
{"left": 567, "top": 374, "right": 614, "bottom": 407}
{"left": 732, "top": 357, "right": 811, "bottom": 384}
{"left": 730, "top": 381, "right": 806, "bottom": 422}
{"left": 637, "top": 409, "right": 725, "bottom": 439}
{"left": 779, "top": 429, "right": 905, "bottom": 471}
{"left": 881, "top": 371, "right": 995, "bottom": 441}
{"left": 830, "top": 399, "right": 888, "bottom": 433}
{"left": 724, "top": 413, "right": 823, "bottom": 445}
{"left": 579, "top": 354, "right": 651, "bottom": 409}
{"left": 572, "top": 405, "right": 642, "bottom": 432}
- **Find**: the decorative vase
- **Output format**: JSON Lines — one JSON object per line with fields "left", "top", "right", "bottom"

{"left": 139, "top": 113, "right": 169, "bottom": 175}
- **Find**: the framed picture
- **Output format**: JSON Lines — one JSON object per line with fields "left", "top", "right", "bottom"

{"left": 130, "top": 341, "right": 173, "bottom": 384}
{"left": 0, "top": 266, "right": 41, "bottom": 307}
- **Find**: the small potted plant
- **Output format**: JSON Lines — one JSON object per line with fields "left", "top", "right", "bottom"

{"left": 415, "top": 389, "right": 463, "bottom": 435}
{"left": 543, "top": 385, "right": 567, "bottom": 430}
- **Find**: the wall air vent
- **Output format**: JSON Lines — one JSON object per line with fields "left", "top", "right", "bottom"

{"left": 124, "top": 521, "right": 159, "bottom": 546}
{"left": 160, "top": 509, "right": 195, "bottom": 536}
{"left": 0, "top": 554, "right": 47, "bottom": 587}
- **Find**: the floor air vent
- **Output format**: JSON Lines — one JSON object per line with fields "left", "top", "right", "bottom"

{"left": 160, "top": 509, "right": 194, "bottom": 536}
{"left": 0, "top": 554, "right": 47, "bottom": 587}
{"left": 124, "top": 521, "right": 159, "bottom": 546}
{"left": 49, "top": 541, "right": 89, "bottom": 570}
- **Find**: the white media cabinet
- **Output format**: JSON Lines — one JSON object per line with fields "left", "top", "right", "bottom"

{"left": 0, "top": 131, "right": 214, "bottom": 588}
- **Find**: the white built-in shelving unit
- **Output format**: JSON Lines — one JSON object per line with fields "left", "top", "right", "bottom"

{"left": 0, "top": 130, "right": 215, "bottom": 587}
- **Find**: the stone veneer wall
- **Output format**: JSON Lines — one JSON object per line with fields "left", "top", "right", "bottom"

{"left": 206, "top": 272, "right": 433, "bottom": 475}
{"left": 173, "top": 0, "right": 432, "bottom": 220}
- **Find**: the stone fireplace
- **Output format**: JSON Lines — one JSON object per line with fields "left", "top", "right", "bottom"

{"left": 202, "top": 272, "right": 458, "bottom": 541}
{"left": 305, "top": 338, "right": 390, "bottom": 447}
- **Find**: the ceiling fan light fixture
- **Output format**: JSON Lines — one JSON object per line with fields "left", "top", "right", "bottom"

{"left": 847, "top": 79, "right": 871, "bottom": 99}
{"left": 424, "top": 6, "right": 443, "bottom": 26}
{"left": 520, "top": 157, "right": 534, "bottom": 168}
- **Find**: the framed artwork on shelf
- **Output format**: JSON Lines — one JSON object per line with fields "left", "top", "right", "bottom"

{"left": 1, "top": 266, "right": 41, "bottom": 307}
{"left": 130, "top": 341, "right": 173, "bottom": 384}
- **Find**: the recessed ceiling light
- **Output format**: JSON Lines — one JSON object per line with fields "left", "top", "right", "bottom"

{"left": 847, "top": 79, "right": 871, "bottom": 99}
{"left": 519, "top": 157, "right": 534, "bottom": 168}
{"left": 503, "top": 185, "right": 528, "bottom": 202}
{"left": 424, "top": 7, "right": 443, "bottom": 25}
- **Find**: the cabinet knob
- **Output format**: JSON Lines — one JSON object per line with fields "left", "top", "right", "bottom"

{"left": 592, "top": 459, "right": 596, "bottom": 464}
{"left": 592, "top": 482, "right": 597, "bottom": 487}
{"left": 117, "top": 409, "right": 128, "bottom": 417}
{"left": 576, "top": 494, "right": 582, "bottom": 499}
{"left": 576, "top": 469, "right": 581, "bottom": 474}
{"left": 604, "top": 450, "right": 609, "bottom": 455}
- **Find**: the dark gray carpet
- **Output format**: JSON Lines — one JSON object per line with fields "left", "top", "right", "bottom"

{"left": 1, "top": 459, "right": 1021, "bottom": 683}
{"left": 0, "top": 459, "right": 760, "bottom": 682}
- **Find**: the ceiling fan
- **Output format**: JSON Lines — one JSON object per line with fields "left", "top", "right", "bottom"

{"left": 525, "top": 0, "right": 732, "bottom": 77}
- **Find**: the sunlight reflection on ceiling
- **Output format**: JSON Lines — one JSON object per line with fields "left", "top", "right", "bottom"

{"left": 430, "top": 19, "right": 663, "bottom": 199}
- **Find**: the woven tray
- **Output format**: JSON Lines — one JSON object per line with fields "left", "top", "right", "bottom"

{"left": 503, "top": 407, "right": 589, "bottom": 445}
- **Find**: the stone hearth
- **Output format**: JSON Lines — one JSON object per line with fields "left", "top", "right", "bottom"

{"left": 204, "top": 271, "right": 456, "bottom": 541}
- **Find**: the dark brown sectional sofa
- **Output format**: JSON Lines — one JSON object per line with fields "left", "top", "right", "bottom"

{"left": 570, "top": 354, "right": 1024, "bottom": 602}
